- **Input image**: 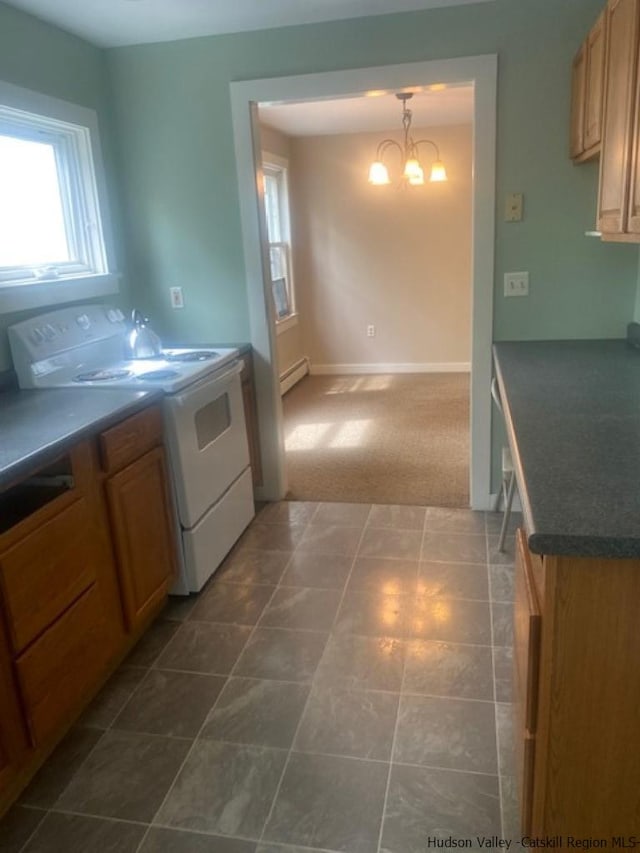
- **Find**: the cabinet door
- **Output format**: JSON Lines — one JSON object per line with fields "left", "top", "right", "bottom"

{"left": 105, "top": 446, "right": 177, "bottom": 632}
{"left": 0, "top": 613, "right": 28, "bottom": 801}
{"left": 513, "top": 529, "right": 542, "bottom": 835}
{"left": 570, "top": 43, "right": 587, "bottom": 158}
{"left": 584, "top": 11, "right": 607, "bottom": 152}
{"left": 598, "top": 0, "right": 640, "bottom": 234}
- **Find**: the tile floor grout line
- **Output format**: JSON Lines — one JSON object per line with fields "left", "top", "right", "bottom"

{"left": 256, "top": 503, "right": 374, "bottom": 847}
{"left": 375, "top": 583, "right": 411, "bottom": 852}
{"left": 12, "top": 804, "right": 48, "bottom": 853}
{"left": 487, "top": 513, "right": 507, "bottom": 840}
{"left": 372, "top": 501, "right": 423, "bottom": 853}
{"left": 39, "top": 806, "right": 152, "bottom": 826}
{"left": 388, "top": 758, "right": 502, "bottom": 778}
{"left": 134, "top": 574, "right": 286, "bottom": 853}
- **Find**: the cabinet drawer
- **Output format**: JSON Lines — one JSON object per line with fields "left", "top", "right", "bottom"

{"left": 514, "top": 529, "right": 542, "bottom": 734}
{"left": 14, "top": 583, "right": 115, "bottom": 745}
{"left": 0, "top": 498, "right": 97, "bottom": 653}
{"left": 99, "top": 405, "right": 163, "bottom": 473}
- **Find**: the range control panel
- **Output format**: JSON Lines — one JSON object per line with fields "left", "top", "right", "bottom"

{"left": 8, "top": 305, "right": 127, "bottom": 359}
{"left": 7, "top": 305, "right": 130, "bottom": 388}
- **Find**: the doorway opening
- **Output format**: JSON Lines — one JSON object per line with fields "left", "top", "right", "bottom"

{"left": 258, "top": 89, "right": 473, "bottom": 507}
{"left": 231, "top": 56, "right": 497, "bottom": 509}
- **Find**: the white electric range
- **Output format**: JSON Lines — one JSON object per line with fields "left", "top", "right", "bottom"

{"left": 8, "top": 304, "right": 255, "bottom": 594}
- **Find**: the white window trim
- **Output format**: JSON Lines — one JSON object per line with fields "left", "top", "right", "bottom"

{"left": 262, "top": 151, "right": 297, "bottom": 329}
{"left": 275, "top": 311, "right": 299, "bottom": 335}
{"left": 0, "top": 81, "right": 119, "bottom": 314}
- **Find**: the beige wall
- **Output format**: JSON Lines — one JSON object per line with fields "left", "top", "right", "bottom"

{"left": 290, "top": 124, "right": 472, "bottom": 369}
{"left": 261, "top": 124, "right": 291, "bottom": 161}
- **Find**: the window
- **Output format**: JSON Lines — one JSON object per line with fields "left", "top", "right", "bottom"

{"left": 262, "top": 154, "right": 296, "bottom": 329}
{"left": 0, "top": 81, "right": 117, "bottom": 314}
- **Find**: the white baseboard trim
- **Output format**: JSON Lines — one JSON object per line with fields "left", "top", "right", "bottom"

{"left": 280, "top": 356, "right": 309, "bottom": 395}
{"left": 309, "top": 362, "right": 471, "bottom": 376}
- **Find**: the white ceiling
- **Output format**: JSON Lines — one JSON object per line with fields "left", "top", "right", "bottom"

{"left": 259, "top": 85, "right": 474, "bottom": 136}
{"left": 4, "top": 0, "right": 495, "bottom": 48}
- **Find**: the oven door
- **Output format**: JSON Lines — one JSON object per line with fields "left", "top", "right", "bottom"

{"left": 163, "top": 360, "right": 250, "bottom": 529}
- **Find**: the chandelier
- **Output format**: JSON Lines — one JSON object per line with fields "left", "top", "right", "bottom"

{"left": 368, "top": 93, "right": 447, "bottom": 186}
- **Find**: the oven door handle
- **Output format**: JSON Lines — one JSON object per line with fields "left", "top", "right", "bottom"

{"left": 170, "top": 359, "right": 243, "bottom": 408}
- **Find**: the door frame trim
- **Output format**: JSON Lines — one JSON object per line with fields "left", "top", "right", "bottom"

{"left": 231, "top": 55, "right": 497, "bottom": 508}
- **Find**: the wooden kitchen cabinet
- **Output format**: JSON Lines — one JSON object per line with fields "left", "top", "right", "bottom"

{"left": 512, "top": 530, "right": 541, "bottom": 834}
{"left": 0, "top": 401, "right": 177, "bottom": 816}
{"left": 514, "top": 530, "right": 640, "bottom": 835}
{"left": 570, "top": 10, "right": 607, "bottom": 162}
{"left": 0, "top": 439, "right": 124, "bottom": 792}
{"left": 101, "top": 405, "right": 177, "bottom": 633}
{"left": 597, "top": 0, "right": 640, "bottom": 237}
{"left": 0, "top": 611, "right": 28, "bottom": 800}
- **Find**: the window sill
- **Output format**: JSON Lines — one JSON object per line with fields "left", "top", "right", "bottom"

{"left": 275, "top": 313, "right": 299, "bottom": 336}
{"left": 0, "top": 273, "right": 120, "bottom": 315}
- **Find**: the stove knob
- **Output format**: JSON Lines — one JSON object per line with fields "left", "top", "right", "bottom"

{"left": 30, "top": 328, "right": 45, "bottom": 345}
{"left": 43, "top": 324, "right": 57, "bottom": 341}
{"left": 76, "top": 314, "right": 91, "bottom": 330}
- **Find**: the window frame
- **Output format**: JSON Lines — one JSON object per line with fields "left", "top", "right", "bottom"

{"left": 0, "top": 81, "right": 119, "bottom": 315}
{"left": 262, "top": 152, "right": 297, "bottom": 333}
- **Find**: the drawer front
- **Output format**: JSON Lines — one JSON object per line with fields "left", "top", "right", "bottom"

{"left": 0, "top": 498, "right": 97, "bottom": 653}
{"left": 15, "top": 584, "right": 115, "bottom": 745}
{"left": 514, "top": 528, "right": 542, "bottom": 734}
{"left": 99, "top": 405, "right": 163, "bottom": 473}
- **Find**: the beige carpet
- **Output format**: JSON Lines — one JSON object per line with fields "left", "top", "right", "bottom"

{"left": 282, "top": 373, "right": 470, "bottom": 507}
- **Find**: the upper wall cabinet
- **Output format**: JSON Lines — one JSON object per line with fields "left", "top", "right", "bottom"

{"left": 571, "top": 10, "right": 607, "bottom": 162}
{"left": 597, "top": 0, "right": 640, "bottom": 239}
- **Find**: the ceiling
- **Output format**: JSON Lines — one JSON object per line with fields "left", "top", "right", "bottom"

{"left": 259, "top": 85, "right": 474, "bottom": 136}
{"left": 4, "top": 0, "right": 495, "bottom": 48}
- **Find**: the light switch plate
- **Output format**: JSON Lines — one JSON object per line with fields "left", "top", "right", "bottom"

{"left": 504, "top": 271, "right": 529, "bottom": 297}
{"left": 505, "top": 193, "right": 524, "bottom": 222}
{"left": 170, "top": 287, "right": 184, "bottom": 309}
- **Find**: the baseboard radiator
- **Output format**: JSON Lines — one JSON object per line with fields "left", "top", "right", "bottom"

{"left": 280, "top": 356, "right": 310, "bottom": 395}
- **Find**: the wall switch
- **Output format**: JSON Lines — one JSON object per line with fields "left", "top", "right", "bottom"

{"left": 170, "top": 287, "right": 184, "bottom": 309}
{"left": 505, "top": 193, "right": 524, "bottom": 222}
{"left": 367, "top": 324, "right": 375, "bottom": 337}
{"left": 504, "top": 271, "right": 529, "bottom": 297}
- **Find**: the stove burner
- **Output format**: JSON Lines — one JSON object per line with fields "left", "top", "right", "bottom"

{"left": 74, "top": 368, "right": 132, "bottom": 382}
{"left": 137, "top": 369, "right": 180, "bottom": 381}
{"left": 164, "top": 350, "right": 218, "bottom": 363}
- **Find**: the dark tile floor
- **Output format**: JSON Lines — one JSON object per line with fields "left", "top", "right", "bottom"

{"left": 1, "top": 502, "right": 521, "bottom": 853}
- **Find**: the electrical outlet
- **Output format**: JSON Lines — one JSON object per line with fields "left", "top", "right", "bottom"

{"left": 170, "top": 286, "right": 184, "bottom": 309}
{"left": 367, "top": 324, "right": 375, "bottom": 337}
{"left": 504, "top": 272, "right": 529, "bottom": 297}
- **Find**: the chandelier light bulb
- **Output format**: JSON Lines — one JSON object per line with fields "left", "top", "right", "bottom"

{"left": 403, "top": 158, "right": 423, "bottom": 181}
{"left": 408, "top": 165, "right": 425, "bottom": 185}
{"left": 429, "top": 160, "right": 448, "bottom": 182}
{"left": 368, "top": 161, "right": 391, "bottom": 185}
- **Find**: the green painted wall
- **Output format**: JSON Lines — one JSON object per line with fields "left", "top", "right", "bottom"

{"left": 2, "top": 0, "right": 639, "bottom": 499}
{"left": 106, "top": 0, "right": 640, "bottom": 349}
{"left": 0, "top": 2, "right": 126, "bottom": 371}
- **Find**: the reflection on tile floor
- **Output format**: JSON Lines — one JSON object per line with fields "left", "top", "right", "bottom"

{"left": 1, "top": 502, "right": 521, "bottom": 853}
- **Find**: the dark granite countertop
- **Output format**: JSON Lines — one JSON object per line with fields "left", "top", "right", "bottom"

{"left": 0, "top": 387, "right": 162, "bottom": 490}
{"left": 493, "top": 339, "right": 640, "bottom": 558}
